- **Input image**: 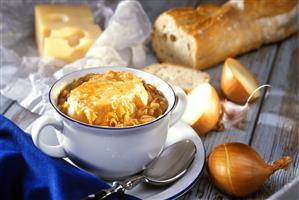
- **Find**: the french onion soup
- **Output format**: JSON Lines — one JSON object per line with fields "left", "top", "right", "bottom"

{"left": 57, "top": 70, "right": 168, "bottom": 127}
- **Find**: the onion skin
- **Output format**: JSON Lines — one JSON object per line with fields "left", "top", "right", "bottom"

{"left": 207, "top": 142, "right": 291, "bottom": 197}
{"left": 191, "top": 84, "right": 221, "bottom": 135}
{"left": 220, "top": 58, "right": 259, "bottom": 104}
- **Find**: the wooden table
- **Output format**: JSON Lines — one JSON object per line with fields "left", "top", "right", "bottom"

{"left": 1, "top": 0, "right": 298, "bottom": 199}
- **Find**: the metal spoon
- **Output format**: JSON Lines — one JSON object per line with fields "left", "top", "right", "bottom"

{"left": 83, "top": 139, "right": 197, "bottom": 200}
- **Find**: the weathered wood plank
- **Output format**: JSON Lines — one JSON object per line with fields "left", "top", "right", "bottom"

{"left": 0, "top": 94, "right": 14, "bottom": 114}
{"left": 3, "top": 102, "right": 39, "bottom": 130}
{"left": 249, "top": 34, "right": 299, "bottom": 199}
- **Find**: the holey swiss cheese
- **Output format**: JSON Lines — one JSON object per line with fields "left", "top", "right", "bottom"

{"left": 35, "top": 5, "right": 102, "bottom": 63}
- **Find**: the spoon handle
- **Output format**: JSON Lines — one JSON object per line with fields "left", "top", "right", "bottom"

{"left": 82, "top": 175, "right": 144, "bottom": 200}
{"left": 82, "top": 182, "right": 124, "bottom": 200}
{"left": 121, "top": 175, "right": 145, "bottom": 190}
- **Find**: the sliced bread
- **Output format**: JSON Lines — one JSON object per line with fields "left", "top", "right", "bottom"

{"left": 144, "top": 63, "right": 210, "bottom": 93}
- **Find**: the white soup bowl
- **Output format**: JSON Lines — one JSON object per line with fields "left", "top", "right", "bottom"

{"left": 31, "top": 66, "right": 187, "bottom": 180}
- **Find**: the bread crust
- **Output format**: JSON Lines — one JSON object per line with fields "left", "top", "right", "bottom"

{"left": 152, "top": 0, "right": 299, "bottom": 69}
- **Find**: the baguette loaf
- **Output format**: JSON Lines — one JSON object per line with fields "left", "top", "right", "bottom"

{"left": 152, "top": 0, "right": 299, "bottom": 70}
{"left": 144, "top": 63, "right": 210, "bottom": 93}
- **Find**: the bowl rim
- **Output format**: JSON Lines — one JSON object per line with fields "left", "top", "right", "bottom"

{"left": 49, "top": 66, "right": 177, "bottom": 130}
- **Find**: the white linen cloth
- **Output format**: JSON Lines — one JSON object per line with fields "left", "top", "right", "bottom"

{"left": 0, "top": 0, "right": 152, "bottom": 115}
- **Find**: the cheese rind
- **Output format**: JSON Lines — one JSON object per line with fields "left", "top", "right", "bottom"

{"left": 35, "top": 5, "right": 102, "bottom": 63}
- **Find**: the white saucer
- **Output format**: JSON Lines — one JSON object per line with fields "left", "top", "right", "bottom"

{"left": 26, "top": 120, "right": 205, "bottom": 200}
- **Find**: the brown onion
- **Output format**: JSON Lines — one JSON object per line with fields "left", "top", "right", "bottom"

{"left": 207, "top": 142, "right": 291, "bottom": 197}
{"left": 220, "top": 58, "right": 260, "bottom": 104}
{"left": 182, "top": 83, "right": 221, "bottom": 135}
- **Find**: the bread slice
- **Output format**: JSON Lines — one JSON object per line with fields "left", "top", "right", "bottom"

{"left": 144, "top": 63, "right": 210, "bottom": 93}
{"left": 152, "top": 0, "right": 299, "bottom": 70}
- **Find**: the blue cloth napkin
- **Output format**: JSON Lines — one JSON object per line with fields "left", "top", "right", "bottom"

{"left": 0, "top": 115, "right": 138, "bottom": 200}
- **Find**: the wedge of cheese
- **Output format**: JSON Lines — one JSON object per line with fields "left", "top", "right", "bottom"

{"left": 35, "top": 5, "right": 102, "bottom": 63}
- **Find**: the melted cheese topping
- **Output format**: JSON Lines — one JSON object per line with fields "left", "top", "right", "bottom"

{"left": 63, "top": 71, "right": 149, "bottom": 126}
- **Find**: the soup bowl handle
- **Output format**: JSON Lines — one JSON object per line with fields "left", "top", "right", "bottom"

{"left": 31, "top": 115, "right": 67, "bottom": 158}
{"left": 169, "top": 86, "right": 187, "bottom": 127}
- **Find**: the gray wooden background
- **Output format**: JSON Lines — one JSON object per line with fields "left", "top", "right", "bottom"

{"left": 0, "top": 0, "right": 298, "bottom": 199}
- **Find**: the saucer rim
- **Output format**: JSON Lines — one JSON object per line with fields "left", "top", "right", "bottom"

{"left": 127, "top": 121, "right": 205, "bottom": 200}
{"left": 166, "top": 153, "right": 205, "bottom": 200}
